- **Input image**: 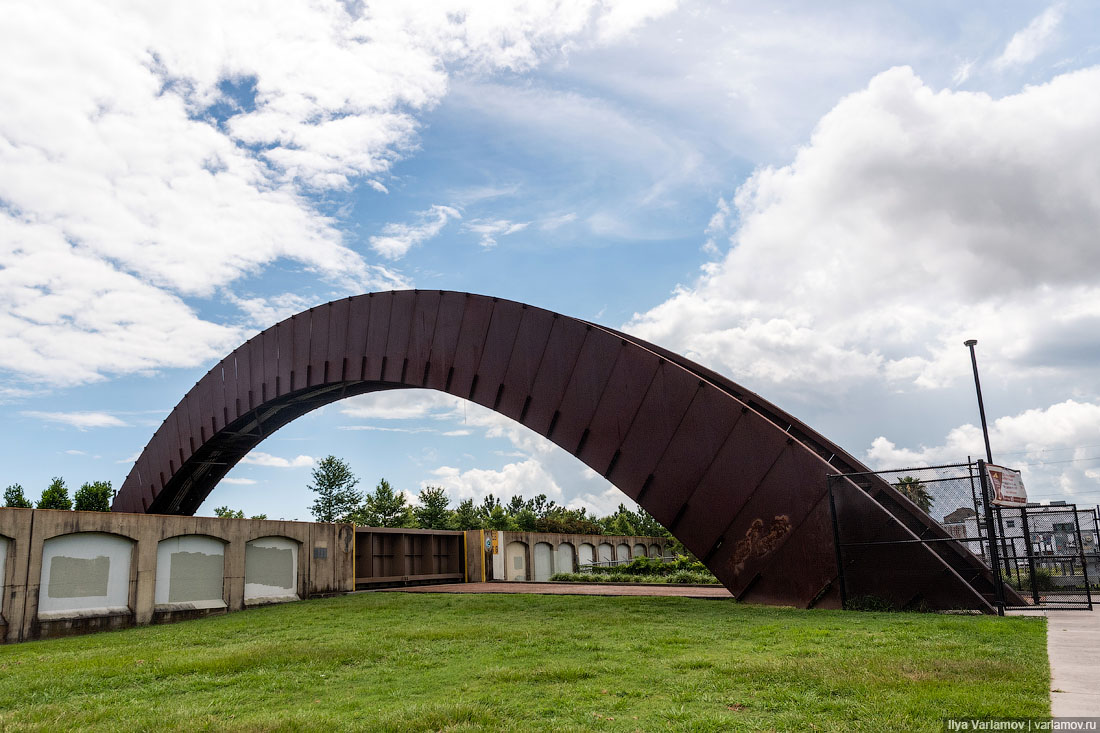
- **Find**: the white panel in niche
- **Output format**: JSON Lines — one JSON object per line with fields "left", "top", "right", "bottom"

{"left": 555, "top": 542, "right": 575, "bottom": 574}
{"left": 533, "top": 542, "right": 553, "bottom": 581}
{"left": 155, "top": 535, "right": 226, "bottom": 609}
{"left": 244, "top": 536, "right": 299, "bottom": 603}
{"left": 39, "top": 532, "right": 133, "bottom": 619}
{"left": 505, "top": 541, "right": 527, "bottom": 581}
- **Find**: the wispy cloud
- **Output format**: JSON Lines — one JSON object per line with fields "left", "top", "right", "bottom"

{"left": 228, "top": 292, "right": 317, "bottom": 329}
{"left": 539, "top": 212, "right": 578, "bottom": 231}
{"left": 339, "top": 425, "right": 435, "bottom": 433}
{"left": 339, "top": 391, "right": 459, "bottom": 420}
{"left": 63, "top": 449, "right": 100, "bottom": 458}
{"left": 994, "top": 4, "right": 1063, "bottom": 70}
{"left": 952, "top": 60, "right": 974, "bottom": 86}
{"left": 702, "top": 196, "right": 732, "bottom": 255}
{"left": 22, "top": 411, "right": 127, "bottom": 430}
{"left": 220, "top": 477, "right": 258, "bottom": 485}
{"left": 239, "top": 451, "right": 314, "bottom": 468}
{"left": 463, "top": 218, "right": 530, "bottom": 248}
{"left": 369, "top": 205, "right": 461, "bottom": 259}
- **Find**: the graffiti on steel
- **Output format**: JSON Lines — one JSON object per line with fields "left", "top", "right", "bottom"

{"left": 114, "top": 290, "right": 1001, "bottom": 611}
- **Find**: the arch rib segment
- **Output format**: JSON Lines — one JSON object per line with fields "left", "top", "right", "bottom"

{"left": 114, "top": 291, "right": 1002, "bottom": 611}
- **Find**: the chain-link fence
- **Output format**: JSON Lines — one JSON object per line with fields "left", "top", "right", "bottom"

{"left": 828, "top": 460, "right": 1093, "bottom": 613}
{"left": 996, "top": 503, "right": 1095, "bottom": 609}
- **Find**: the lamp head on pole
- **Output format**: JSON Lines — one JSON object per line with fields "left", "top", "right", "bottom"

{"left": 964, "top": 339, "right": 977, "bottom": 347}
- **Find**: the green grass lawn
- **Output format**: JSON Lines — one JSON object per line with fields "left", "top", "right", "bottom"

{"left": 0, "top": 593, "right": 1047, "bottom": 732}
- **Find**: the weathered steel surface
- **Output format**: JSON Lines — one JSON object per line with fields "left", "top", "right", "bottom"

{"left": 114, "top": 290, "right": 1002, "bottom": 611}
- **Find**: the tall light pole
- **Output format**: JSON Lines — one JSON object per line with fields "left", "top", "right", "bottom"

{"left": 963, "top": 339, "right": 994, "bottom": 464}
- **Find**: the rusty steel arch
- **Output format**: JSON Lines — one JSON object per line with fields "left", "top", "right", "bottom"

{"left": 114, "top": 290, "right": 1005, "bottom": 611}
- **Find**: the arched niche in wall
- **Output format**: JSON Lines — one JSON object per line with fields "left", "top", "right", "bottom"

{"left": 38, "top": 532, "right": 134, "bottom": 619}
{"left": 533, "top": 542, "right": 554, "bottom": 581}
{"left": 578, "top": 542, "right": 595, "bottom": 567}
{"left": 155, "top": 535, "right": 227, "bottom": 610}
{"left": 555, "top": 542, "right": 575, "bottom": 574}
{"left": 244, "top": 536, "right": 299, "bottom": 604}
{"left": 505, "top": 541, "right": 528, "bottom": 581}
{"left": 0, "top": 535, "right": 9, "bottom": 618}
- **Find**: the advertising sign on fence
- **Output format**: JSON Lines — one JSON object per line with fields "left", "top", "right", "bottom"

{"left": 987, "top": 464, "right": 1027, "bottom": 506}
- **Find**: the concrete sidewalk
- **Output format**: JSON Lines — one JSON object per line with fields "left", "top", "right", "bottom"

{"left": 1046, "top": 608, "right": 1100, "bottom": 716}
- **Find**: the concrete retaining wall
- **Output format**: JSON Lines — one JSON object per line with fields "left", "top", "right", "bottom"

{"left": 0, "top": 507, "right": 354, "bottom": 643}
{"left": 490, "top": 531, "right": 668, "bottom": 581}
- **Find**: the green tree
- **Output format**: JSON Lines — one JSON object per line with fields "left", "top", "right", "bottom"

{"left": 477, "top": 494, "right": 502, "bottom": 523}
{"left": 632, "top": 505, "right": 666, "bottom": 537}
{"left": 450, "top": 498, "right": 482, "bottom": 530}
{"left": 250, "top": 514, "right": 268, "bottom": 520}
{"left": 484, "top": 504, "right": 516, "bottom": 531}
{"left": 4, "top": 483, "right": 33, "bottom": 508}
{"left": 513, "top": 507, "right": 538, "bottom": 531}
{"left": 536, "top": 507, "right": 602, "bottom": 534}
{"left": 74, "top": 480, "right": 113, "bottom": 512}
{"left": 214, "top": 506, "right": 245, "bottom": 518}
{"left": 413, "top": 486, "right": 451, "bottom": 529}
{"left": 600, "top": 503, "right": 640, "bottom": 536}
{"left": 38, "top": 477, "right": 72, "bottom": 510}
{"left": 895, "top": 476, "right": 933, "bottom": 514}
{"left": 528, "top": 493, "right": 557, "bottom": 518}
{"left": 307, "top": 455, "right": 362, "bottom": 522}
{"left": 353, "top": 478, "right": 411, "bottom": 528}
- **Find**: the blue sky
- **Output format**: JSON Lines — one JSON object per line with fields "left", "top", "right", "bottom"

{"left": 3, "top": 1, "right": 1100, "bottom": 521}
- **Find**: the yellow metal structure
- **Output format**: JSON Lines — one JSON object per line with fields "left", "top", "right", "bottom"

{"left": 479, "top": 529, "right": 487, "bottom": 582}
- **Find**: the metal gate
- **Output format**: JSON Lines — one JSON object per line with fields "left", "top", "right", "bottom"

{"left": 827, "top": 460, "right": 1093, "bottom": 613}
{"left": 995, "top": 504, "right": 1094, "bottom": 610}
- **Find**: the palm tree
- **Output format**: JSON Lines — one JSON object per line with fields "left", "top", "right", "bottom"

{"left": 895, "top": 476, "right": 933, "bottom": 514}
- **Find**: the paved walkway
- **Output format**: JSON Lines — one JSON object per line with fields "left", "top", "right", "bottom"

{"left": 1045, "top": 608, "right": 1100, "bottom": 716}
{"left": 1009, "top": 606, "right": 1099, "bottom": 716}
{"left": 378, "top": 581, "right": 733, "bottom": 599}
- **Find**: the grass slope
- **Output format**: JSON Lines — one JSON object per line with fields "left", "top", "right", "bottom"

{"left": 0, "top": 593, "right": 1047, "bottom": 732}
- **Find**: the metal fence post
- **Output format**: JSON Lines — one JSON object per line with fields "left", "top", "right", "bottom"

{"left": 1018, "top": 507, "right": 1040, "bottom": 606}
{"left": 827, "top": 476, "right": 848, "bottom": 610}
{"left": 1072, "top": 508, "right": 1094, "bottom": 611}
{"left": 977, "top": 460, "right": 1006, "bottom": 615}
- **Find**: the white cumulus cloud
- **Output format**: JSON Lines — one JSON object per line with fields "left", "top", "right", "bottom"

{"left": 866, "top": 400, "right": 1100, "bottom": 504}
{"left": 627, "top": 65, "right": 1100, "bottom": 393}
{"left": 0, "top": 0, "right": 673, "bottom": 387}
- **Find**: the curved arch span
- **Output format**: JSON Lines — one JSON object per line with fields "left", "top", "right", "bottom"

{"left": 114, "top": 290, "right": 1006, "bottom": 611}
